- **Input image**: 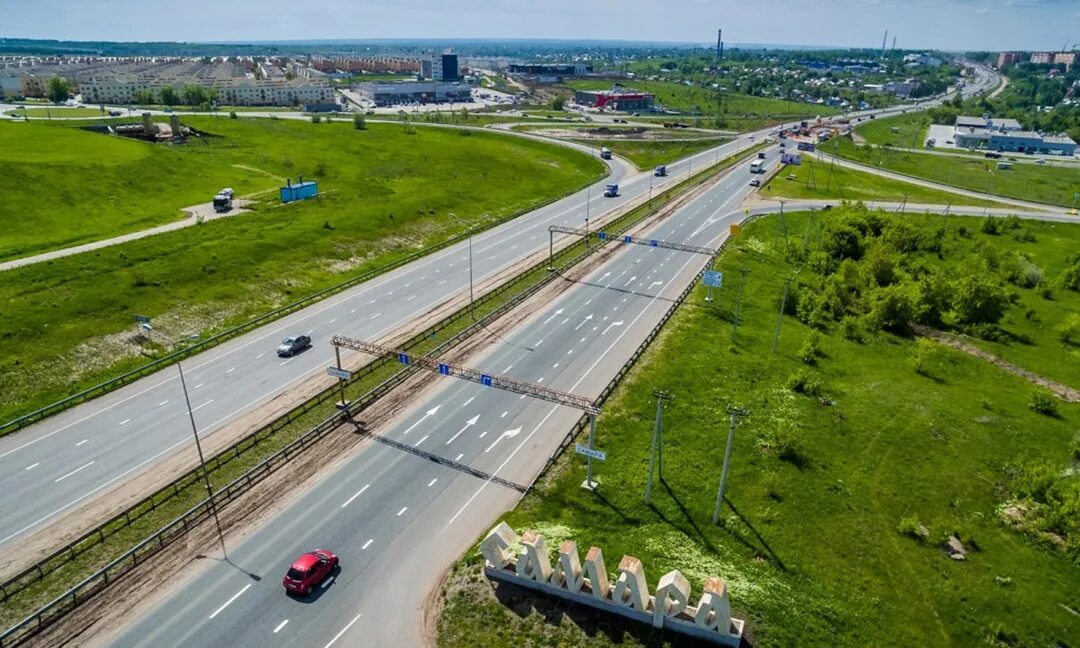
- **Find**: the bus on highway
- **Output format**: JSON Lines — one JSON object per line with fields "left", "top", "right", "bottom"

{"left": 749, "top": 159, "right": 766, "bottom": 174}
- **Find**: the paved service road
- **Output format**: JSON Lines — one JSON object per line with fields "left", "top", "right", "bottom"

{"left": 106, "top": 141, "right": 777, "bottom": 648}
{"left": 0, "top": 132, "right": 754, "bottom": 551}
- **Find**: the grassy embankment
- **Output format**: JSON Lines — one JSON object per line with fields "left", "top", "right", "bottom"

{"left": 832, "top": 117, "right": 1080, "bottom": 207}
{"left": 4, "top": 106, "right": 111, "bottom": 118}
{"left": 0, "top": 117, "right": 604, "bottom": 424}
{"left": 563, "top": 79, "right": 838, "bottom": 131}
{"left": 759, "top": 155, "right": 1003, "bottom": 207}
{"left": 437, "top": 206, "right": 1080, "bottom": 648}
{"left": 513, "top": 124, "right": 730, "bottom": 170}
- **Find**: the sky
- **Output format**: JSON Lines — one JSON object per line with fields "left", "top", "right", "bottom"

{"left": 1, "top": 0, "right": 1077, "bottom": 51}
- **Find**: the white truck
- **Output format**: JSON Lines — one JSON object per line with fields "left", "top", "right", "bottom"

{"left": 749, "top": 160, "right": 766, "bottom": 174}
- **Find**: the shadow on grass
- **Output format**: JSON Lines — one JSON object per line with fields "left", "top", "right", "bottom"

{"left": 722, "top": 498, "right": 789, "bottom": 573}
{"left": 491, "top": 579, "right": 754, "bottom": 647}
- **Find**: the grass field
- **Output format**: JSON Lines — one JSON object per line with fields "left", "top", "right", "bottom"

{"left": 0, "top": 117, "right": 605, "bottom": 424}
{"left": 564, "top": 79, "right": 838, "bottom": 120}
{"left": 854, "top": 112, "right": 932, "bottom": 148}
{"left": 437, "top": 207, "right": 1080, "bottom": 648}
{"left": 832, "top": 123, "right": 1080, "bottom": 208}
{"left": 759, "top": 155, "right": 1002, "bottom": 207}
{"left": 5, "top": 107, "right": 110, "bottom": 118}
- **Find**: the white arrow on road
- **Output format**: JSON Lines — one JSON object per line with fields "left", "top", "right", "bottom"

{"left": 624, "top": 275, "right": 637, "bottom": 287}
{"left": 445, "top": 414, "right": 481, "bottom": 445}
{"left": 602, "top": 320, "right": 624, "bottom": 335}
{"left": 401, "top": 405, "right": 441, "bottom": 436}
{"left": 600, "top": 271, "right": 612, "bottom": 281}
{"left": 574, "top": 314, "right": 594, "bottom": 331}
{"left": 542, "top": 308, "right": 564, "bottom": 325}
{"left": 649, "top": 281, "right": 663, "bottom": 289}
{"left": 485, "top": 427, "right": 522, "bottom": 453}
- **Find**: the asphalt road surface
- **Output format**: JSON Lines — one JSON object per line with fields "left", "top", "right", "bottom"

{"left": 0, "top": 131, "right": 757, "bottom": 551}
{"left": 106, "top": 141, "right": 778, "bottom": 648}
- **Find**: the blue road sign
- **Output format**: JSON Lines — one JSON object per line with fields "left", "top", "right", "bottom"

{"left": 650, "top": 239, "right": 659, "bottom": 247}
{"left": 623, "top": 235, "right": 633, "bottom": 244}
{"left": 438, "top": 363, "right": 451, "bottom": 376}
{"left": 481, "top": 375, "right": 493, "bottom": 387}
{"left": 398, "top": 353, "right": 410, "bottom": 365}
{"left": 597, "top": 231, "right": 607, "bottom": 240}
{"left": 702, "top": 270, "right": 724, "bottom": 288}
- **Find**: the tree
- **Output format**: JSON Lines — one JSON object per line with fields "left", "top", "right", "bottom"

{"left": 183, "top": 84, "right": 207, "bottom": 107}
{"left": 159, "top": 86, "right": 180, "bottom": 107}
{"left": 47, "top": 77, "right": 71, "bottom": 104}
{"left": 132, "top": 88, "right": 156, "bottom": 105}
{"left": 951, "top": 275, "right": 1011, "bottom": 325}
{"left": 550, "top": 95, "right": 565, "bottom": 111}
{"left": 821, "top": 223, "right": 865, "bottom": 262}
{"left": 353, "top": 113, "right": 366, "bottom": 130}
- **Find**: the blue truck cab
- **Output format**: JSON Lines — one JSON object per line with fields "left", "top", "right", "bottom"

{"left": 603, "top": 183, "right": 618, "bottom": 197}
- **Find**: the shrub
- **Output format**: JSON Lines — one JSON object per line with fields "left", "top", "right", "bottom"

{"left": 980, "top": 217, "right": 1002, "bottom": 235}
{"left": 798, "top": 333, "right": 822, "bottom": 365}
{"left": 839, "top": 316, "right": 865, "bottom": 343}
{"left": 822, "top": 223, "right": 865, "bottom": 261}
{"left": 229, "top": 111, "right": 238, "bottom": 119}
{"left": 353, "top": 113, "right": 366, "bottom": 129}
{"left": 310, "top": 115, "right": 321, "bottom": 123}
{"left": 866, "top": 284, "right": 915, "bottom": 332}
{"left": 951, "top": 274, "right": 1011, "bottom": 325}
{"left": 1057, "top": 314, "right": 1080, "bottom": 346}
{"left": 787, "top": 368, "right": 822, "bottom": 396}
{"left": 911, "top": 337, "right": 937, "bottom": 375}
{"left": 1059, "top": 254, "right": 1080, "bottom": 291}
{"left": 897, "top": 515, "right": 929, "bottom": 542}
{"left": 1028, "top": 391, "right": 1058, "bottom": 417}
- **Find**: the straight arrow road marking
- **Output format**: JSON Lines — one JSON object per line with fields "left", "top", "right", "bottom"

{"left": 574, "top": 314, "right": 594, "bottom": 331}
{"left": 445, "top": 414, "right": 480, "bottom": 445}
{"left": 542, "top": 308, "right": 564, "bottom": 325}
{"left": 401, "top": 405, "right": 441, "bottom": 436}
{"left": 624, "top": 275, "right": 637, "bottom": 287}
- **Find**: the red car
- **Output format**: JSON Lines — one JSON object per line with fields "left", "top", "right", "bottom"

{"left": 282, "top": 549, "right": 338, "bottom": 596}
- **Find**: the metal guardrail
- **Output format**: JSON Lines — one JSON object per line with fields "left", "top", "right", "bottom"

{"left": 0, "top": 145, "right": 755, "bottom": 648}
{"left": 0, "top": 168, "right": 608, "bottom": 438}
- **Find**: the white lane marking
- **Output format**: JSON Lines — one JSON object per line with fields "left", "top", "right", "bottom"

{"left": 75, "top": 439, "right": 88, "bottom": 447}
{"left": 340, "top": 484, "right": 370, "bottom": 508}
{"left": 463, "top": 397, "right": 475, "bottom": 407}
{"left": 553, "top": 362, "right": 559, "bottom": 368}
{"left": 25, "top": 463, "right": 39, "bottom": 471}
{"left": 273, "top": 619, "right": 289, "bottom": 634}
{"left": 455, "top": 453, "right": 464, "bottom": 461}
{"left": 603, "top": 321, "right": 625, "bottom": 335}
{"left": 448, "top": 249, "right": 704, "bottom": 528}
{"left": 361, "top": 539, "right": 373, "bottom": 550}
{"left": 329, "top": 318, "right": 337, "bottom": 324}
{"left": 650, "top": 281, "right": 663, "bottom": 288}
{"left": 226, "top": 368, "right": 236, "bottom": 374}
{"left": 279, "top": 358, "right": 295, "bottom": 367}
{"left": 585, "top": 299, "right": 592, "bottom": 305}
{"left": 119, "top": 418, "right": 130, "bottom": 426}
{"left": 370, "top": 312, "right": 382, "bottom": 320}
{"left": 209, "top": 584, "right": 252, "bottom": 619}
{"left": 438, "top": 280, "right": 448, "bottom": 286}
{"left": 535, "top": 339, "right": 544, "bottom": 347}
{"left": 406, "top": 295, "right": 416, "bottom": 302}
{"left": 54, "top": 461, "right": 95, "bottom": 483}
{"left": 194, "top": 384, "right": 204, "bottom": 390}
{"left": 396, "top": 506, "right": 408, "bottom": 517}
{"left": 323, "top": 612, "right": 363, "bottom": 648}
{"left": 386, "top": 291, "right": 394, "bottom": 296}
{"left": 574, "top": 314, "right": 593, "bottom": 331}
{"left": 478, "top": 431, "right": 488, "bottom": 439}
{"left": 255, "top": 353, "right": 264, "bottom": 359}
{"left": 414, "top": 434, "right": 429, "bottom": 447}
{"left": 580, "top": 337, "right": 586, "bottom": 343}
{"left": 428, "top": 478, "right": 438, "bottom": 487}
{"left": 503, "top": 365, "right": 513, "bottom": 372}
{"left": 541, "top": 309, "right": 564, "bottom": 325}
{"left": 484, "top": 427, "right": 522, "bottom": 453}
{"left": 189, "top": 399, "right": 214, "bottom": 413}
{"left": 321, "top": 576, "right": 335, "bottom": 589}
{"left": 401, "top": 405, "right": 442, "bottom": 436}
{"left": 566, "top": 349, "right": 573, "bottom": 355}
{"left": 538, "top": 377, "right": 545, "bottom": 383}
{"left": 158, "top": 400, "right": 169, "bottom": 407}
{"left": 349, "top": 308, "right": 357, "bottom": 314}
{"left": 501, "top": 411, "right": 508, "bottom": 418}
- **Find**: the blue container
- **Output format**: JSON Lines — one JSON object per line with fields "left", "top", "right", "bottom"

{"left": 280, "top": 180, "right": 318, "bottom": 203}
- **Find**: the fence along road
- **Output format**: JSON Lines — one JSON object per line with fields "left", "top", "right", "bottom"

{"left": 0, "top": 133, "right": 759, "bottom": 552}
{"left": 104, "top": 136, "right": 770, "bottom": 648}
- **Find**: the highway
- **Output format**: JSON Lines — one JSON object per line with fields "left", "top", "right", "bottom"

{"left": 0, "top": 130, "right": 759, "bottom": 554}
{"left": 102, "top": 140, "right": 776, "bottom": 648}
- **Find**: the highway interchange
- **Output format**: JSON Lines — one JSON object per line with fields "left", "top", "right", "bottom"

{"left": 2, "top": 63, "right": 1014, "bottom": 645}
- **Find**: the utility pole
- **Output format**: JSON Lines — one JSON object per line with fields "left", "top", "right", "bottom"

{"left": 712, "top": 407, "right": 746, "bottom": 524}
{"left": 583, "top": 412, "right": 599, "bottom": 490}
{"left": 732, "top": 267, "right": 749, "bottom": 344}
{"left": 644, "top": 390, "right": 674, "bottom": 504}
{"left": 800, "top": 208, "right": 815, "bottom": 254}
{"left": 772, "top": 274, "right": 794, "bottom": 354}
{"left": 177, "top": 363, "right": 227, "bottom": 557}
{"left": 468, "top": 228, "right": 475, "bottom": 319}
{"left": 585, "top": 184, "right": 591, "bottom": 246}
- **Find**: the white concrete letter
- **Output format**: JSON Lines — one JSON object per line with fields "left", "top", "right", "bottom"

{"left": 551, "top": 540, "right": 584, "bottom": 592}
{"left": 652, "top": 569, "right": 691, "bottom": 628}
{"left": 583, "top": 546, "right": 610, "bottom": 600}
{"left": 612, "top": 556, "right": 650, "bottom": 612}
{"left": 480, "top": 522, "right": 518, "bottom": 569}
{"left": 516, "top": 531, "right": 553, "bottom": 583}
{"left": 694, "top": 577, "right": 732, "bottom": 632}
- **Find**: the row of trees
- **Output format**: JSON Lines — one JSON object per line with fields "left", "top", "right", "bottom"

{"left": 127, "top": 84, "right": 219, "bottom": 108}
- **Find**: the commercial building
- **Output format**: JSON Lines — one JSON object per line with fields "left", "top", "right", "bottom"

{"left": 951, "top": 115, "right": 1076, "bottom": 155}
{"left": 1030, "top": 52, "right": 1054, "bottom": 65}
{"left": 508, "top": 63, "right": 592, "bottom": 82}
{"left": 997, "top": 51, "right": 1022, "bottom": 68}
{"left": 421, "top": 52, "right": 459, "bottom": 82}
{"left": 357, "top": 81, "right": 471, "bottom": 106}
{"left": 574, "top": 87, "right": 654, "bottom": 112}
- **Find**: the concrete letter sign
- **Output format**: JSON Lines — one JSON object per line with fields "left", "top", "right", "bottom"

{"left": 612, "top": 556, "right": 650, "bottom": 611}
{"left": 551, "top": 540, "right": 584, "bottom": 593}
{"left": 481, "top": 522, "right": 518, "bottom": 569}
{"left": 516, "top": 531, "right": 553, "bottom": 583}
{"left": 583, "top": 546, "right": 611, "bottom": 599}
{"left": 694, "top": 577, "right": 732, "bottom": 632}
{"left": 652, "top": 570, "right": 691, "bottom": 628}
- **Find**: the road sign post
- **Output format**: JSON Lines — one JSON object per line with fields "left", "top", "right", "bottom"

{"left": 581, "top": 413, "right": 599, "bottom": 490}
{"left": 702, "top": 269, "right": 723, "bottom": 302}
{"left": 332, "top": 347, "right": 349, "bottom": 409}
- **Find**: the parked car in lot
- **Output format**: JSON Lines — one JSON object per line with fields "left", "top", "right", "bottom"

{"left": 277, "top": 334, "right": 312, "bottom": 357}
{"left": 283, "top": 549, "right": 338, "bottom": 596}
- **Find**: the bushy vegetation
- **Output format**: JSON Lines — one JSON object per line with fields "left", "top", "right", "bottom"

{"left": 437, "top": 207, "right": 1079, "bottom": 648}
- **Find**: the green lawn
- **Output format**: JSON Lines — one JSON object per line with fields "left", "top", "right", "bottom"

{"left": 0, "top": 117, "right": 604, "bottom": 424}
{"left": 564, "top": 79, "right": 838, "bottom": 119}
{"left": 833, "top": 126, "right": 1080, "bottom": 208}
{"left": 5, "top": 107, "right": 110, "bottom": 118}
{"left": 853, "top": 112, "right": 932, "bottom": 148}
{"left": 759, "top": 155, "right": 1002, "bottom": 207}
{"left": 437, "top": 207, "right": 1080, "bottom": 648}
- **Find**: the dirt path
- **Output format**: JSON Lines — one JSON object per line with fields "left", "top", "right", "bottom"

{"left": 913, "top": 324, "right": 1080, "bottom": 403}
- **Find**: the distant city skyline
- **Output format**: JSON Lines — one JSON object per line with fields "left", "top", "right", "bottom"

{"left": 2, "top": 0, "right": 1078, "bottom": 52}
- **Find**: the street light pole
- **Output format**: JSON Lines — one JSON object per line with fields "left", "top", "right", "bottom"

{"left": 468, "top": 228, "right": 475, "bottom": 319}
{"left": 177, "top": 362, "right": 227, "bottom": 556}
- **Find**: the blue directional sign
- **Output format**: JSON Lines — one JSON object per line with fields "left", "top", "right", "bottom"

{"left": 623, "top": 235, "right": 633, "bottom": 244}
{"left": 597, "top": 231, "right": 608, "bottom": 240}
{"left": 702, "top": 270, "right": 724, "bottom": 288}
{"left": 398, "top": 353, "right": 410, "bottom": 365}
{"left": 481, "top": 374, "right": 493, "bottom": 387}
{"left": 438, "top": 363, "right": 451, "bottom": 376}
{"left": 650, "top": 239, "right": 659, "bottom": 247}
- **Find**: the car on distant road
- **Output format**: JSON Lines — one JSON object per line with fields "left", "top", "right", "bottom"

{"left": 1035, "top": 158, "right": 1046, "bottom": 165}
{"left": 277, "top": 334, "right": 312, "bottom": 357}
{"left": 283, "top": 549, "right": 338, "bottom": 596}
{"left": 749, "top": 178, "right": 761, "bottom": 187}
{"left": 984, "top": 151, "right": 1001, "bottom": 159}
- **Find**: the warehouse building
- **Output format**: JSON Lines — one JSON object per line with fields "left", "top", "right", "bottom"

{"left": 952, "top": 115, "right": 1076, "bottom": 155}
{"left": 574, "top": 87, "right": 654, "bottom": 112}
{"left": 357, "top": 81, "right": 471, "bottom": 106}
